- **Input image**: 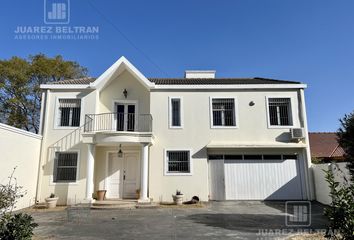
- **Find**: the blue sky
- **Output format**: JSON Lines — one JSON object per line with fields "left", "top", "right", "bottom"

{"left": 1, "top": 0, "right": 353, "bottom": 132}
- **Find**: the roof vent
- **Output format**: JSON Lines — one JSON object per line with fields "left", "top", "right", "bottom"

{"left": 185, "top": 70, "right": 216, "bottom": 79}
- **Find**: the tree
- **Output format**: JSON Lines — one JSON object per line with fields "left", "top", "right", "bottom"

{"left": 337, "top": 110, "right": 354, "bottom": 177}
{"left": 0, "top": 54, "right": 88, "bottom": 133}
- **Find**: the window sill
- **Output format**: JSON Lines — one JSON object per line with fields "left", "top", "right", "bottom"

{"left": 169, "top": 126, "right": 183, "bottom": 129}
{"left": 53, "top": 126, "right": 80, "bottom": 130}
{"left": 164, "top": 173, "right": 193, "bottom": 176}
{"left": 50, "top": 182, "right": 79, "bottom": 186}
{"left": 267, "top": 125, "right": 294, "bottom": 129}
{"left": 211, "top": 126, "right": 238, "bottom": 129}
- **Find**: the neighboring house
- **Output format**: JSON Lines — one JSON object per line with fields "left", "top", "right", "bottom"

{"left": 309, "top": 132, "right": 345, "bottom": 162}
{"left": 36, "top": 56, "right": 314, "bottom": 205}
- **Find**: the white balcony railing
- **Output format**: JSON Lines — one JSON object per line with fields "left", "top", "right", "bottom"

{"left": 84, "top": 113, "right": 152, "bottom": 133}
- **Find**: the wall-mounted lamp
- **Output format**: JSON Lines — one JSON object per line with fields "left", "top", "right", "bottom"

{"left": 249, "top": 101, "right": 255, "bottom": 106}
{"left": 118, "top": 144, "right": 123, "bottom": 158}
{"left": 123, "top": 89, "right": 128, "bottom": 99}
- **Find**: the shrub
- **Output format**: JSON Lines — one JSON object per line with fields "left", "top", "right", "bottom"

{"left": 0, "top": 213, "right": 38, "bottom": 240}
{"left": 0, "top": 168, "right": 38, "bottom": 239}
{"left": 324, "top": 167, "right": 354, "bottom": 239}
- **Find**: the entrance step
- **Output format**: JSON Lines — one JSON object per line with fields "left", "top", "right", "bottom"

{"left": 136, "top": 203, "right": 158, "bottom": 209}
{"left": 91, "top": 200, "right": 158, "bottom": 210}
{"left": 91, "top": 200, "right": 137, "bottom": 210}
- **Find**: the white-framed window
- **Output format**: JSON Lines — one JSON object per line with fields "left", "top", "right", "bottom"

{"left": 57, "top": 99, "right": 81, "bottom": 127}
{"left": 165, "top": 150, "right": 191, "bottom": 175}
{"left": 210, "top": 97, "right": 237, "bottom": 127}
{"left": 169, "top": 97, "right": 183, "bottom": 128}
{"left": 267, "top": 97, "right": 293, "bottom": 126}
{"left": 53, "top": 152, "right": 78, "bottom": 183}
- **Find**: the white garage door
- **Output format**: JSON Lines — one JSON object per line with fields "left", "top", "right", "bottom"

{"left": 209, "top": 154, "right": 303, "bottom": 200}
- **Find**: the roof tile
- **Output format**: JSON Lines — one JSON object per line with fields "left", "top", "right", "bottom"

{"left": 49, "top": 77, "right": 301, "bottom": 85}
{"left": 309, "top": 132, "right": 345, "bottom": 158}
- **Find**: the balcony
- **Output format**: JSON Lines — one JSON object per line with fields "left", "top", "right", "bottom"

{"left": 82, "top": 113, "right": 154, "bottom": 144}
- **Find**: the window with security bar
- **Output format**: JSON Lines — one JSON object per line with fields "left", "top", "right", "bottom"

{"left": 212, "top": 98, "right": 236, "bottom": 126}
{"left": 166, "top": 151, "right": 190, "bottom": 173}
{"left": 58, "top": 99, "right": 81, "bottom": 127}
{"left": 170, "top": 98, "right": 181, "bottom": 127}
{"left": 268, "top": 98, "right": 293, "bottom": 126}
{"left": 53, "top": 152, "right": 78, "bottom": 182}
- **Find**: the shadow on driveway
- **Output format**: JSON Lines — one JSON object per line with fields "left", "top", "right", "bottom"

{"left": 187, "top": 201, "right": 328, "bottom": 233}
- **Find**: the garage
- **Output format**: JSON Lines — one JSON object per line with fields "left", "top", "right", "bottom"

{"left": 209, "top": 154, "right": 304, "bottom": 200}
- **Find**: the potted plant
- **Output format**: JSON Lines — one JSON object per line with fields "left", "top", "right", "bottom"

{"left": 45, "top": 193, "right": 59, "bottom": 209}
{"left": 136, "top": 189, "right": 140, "bottom": 199}
{"left": 172, "top": 190, "right": 184, "bottom": 205}
{"left": 96, "top": 190, "right": 106, "bottom": 201}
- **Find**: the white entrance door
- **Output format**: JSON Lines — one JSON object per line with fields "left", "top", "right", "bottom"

{"left": 106, "top": 152, "right": 140, "bottom": 199}
{"left": 123, "top": 153, "right": 140, "bottom": 199}
{"left": 209, "top": 159, "right": 225, "bottom": 200}
{"left": 106, "top": 152, "right": 123, "bottom": 199}
{"left": 224, "top": 159, "right": 303, "bottom": 200}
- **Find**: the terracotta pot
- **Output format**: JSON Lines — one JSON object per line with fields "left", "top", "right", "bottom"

{"left": 97, "top": 190, "right": 106, "bottom": 201}
{"left": 45, "top": 197, "right": 59, "bottom": 209}
{"left": 172, "top": 194, "right": 184, "bottom": 205}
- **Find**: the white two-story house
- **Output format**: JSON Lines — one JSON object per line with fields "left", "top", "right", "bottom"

{"left": 37, "top": 56, "right": 314, "bottom": 205}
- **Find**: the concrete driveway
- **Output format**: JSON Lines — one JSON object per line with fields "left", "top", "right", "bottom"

{"left": 30, "top": 201, "right": 328, "bottom": 240}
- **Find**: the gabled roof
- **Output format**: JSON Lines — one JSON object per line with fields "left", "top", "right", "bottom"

{"left": 40, "top": 56, "right": 307, "bottom": 89}
{"left": 40, "top": 56, "right": 154, "bottom": 90}
{"left": 309, "top": 132, "right": 345, "bottom": 158}
{"left": 89, "top": 56, "right": 154, "bottom": 90}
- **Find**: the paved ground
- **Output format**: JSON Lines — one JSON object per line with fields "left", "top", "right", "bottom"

{"left": 29, "top": 201, "right": 328, "bottom": 240}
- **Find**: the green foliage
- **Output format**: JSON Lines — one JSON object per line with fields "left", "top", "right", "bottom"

{"left": 337, "top": 111, "right": 354, "bottom": 177}
{"left": 0, "top": 168, "right": 37, "bottom": 240}
{"left": 324, "top": 167, "right": 354, "bottom": 239}
{"left": 0, "top": 168, "right": 24, "bottom": 213}
{"left": 0, "top": 54, "right": 88, "bottom": 133}
{"left": 0, "top": 213, "right": 38, "bottom": 240}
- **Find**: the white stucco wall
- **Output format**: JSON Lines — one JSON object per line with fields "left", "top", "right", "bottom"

{"left": 38, "top": 65, "right": 312, "bottom": 204}
{"left": 312, "top": 162, "right": 350, "bottom": 205}
{"left": 38, "top": 70, "right": 150, "bottom": 204}
{"left": 99, "top": 70, "right": 150, "bottom": 114}
{"left": 37, "top": 89, "right": 97, "bottom": 205}
{"left": 0, "top": 123, "right": 42, "bottom": 210}
{"left": 149, "top": 89, "right": 308, "bottom": 202}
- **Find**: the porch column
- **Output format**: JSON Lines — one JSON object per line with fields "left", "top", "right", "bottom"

{"left": 86, "top": 144, "right": 95, "bottom": 201}
{"left": 139, "top": 143, "right": 149, "bottom": 202}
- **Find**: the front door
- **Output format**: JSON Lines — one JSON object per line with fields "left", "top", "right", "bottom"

{"left": 106, "top": 152, "right": 140, "bottom": 199}
{"left": 122, "top": 153, "right": 140, "bottom": 199}
{"left": 116, "top": 103, "right": 136, "bottom": 131}
{"left": 106, "top": 152, "right": 123, "bottom": 199}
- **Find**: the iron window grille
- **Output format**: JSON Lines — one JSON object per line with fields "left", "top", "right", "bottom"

{"left": 212, "top": 98, "right": 236, "bottom": 126}
{"left": 53, "top": 152, "right": 78, "bottom": 182}
{"left": 58, "top": 99, "right": 81, "bottom": 127}
{"left": 268, "top": 98, "right": 292, "bottom": 126}
{"left": 166, "top": 151, "right": 190, "bottom": 173}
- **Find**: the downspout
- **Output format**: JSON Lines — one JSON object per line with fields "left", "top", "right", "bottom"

{"left": 35, "top": 89, "right": 50, "bottom": 203}
{"left": 299, "top": 88, "right": 315, "bottom": 200}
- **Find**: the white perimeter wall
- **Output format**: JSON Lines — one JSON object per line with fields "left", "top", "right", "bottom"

{"left": 0, "top": 123, "right": 42, "bottom": 210}
{"left": 312, "top": 162, "right": 350, "bottom": 205}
